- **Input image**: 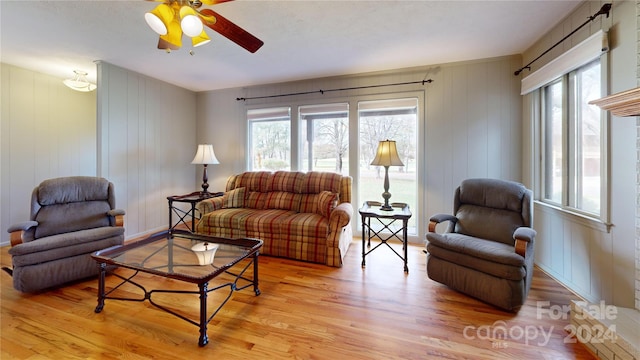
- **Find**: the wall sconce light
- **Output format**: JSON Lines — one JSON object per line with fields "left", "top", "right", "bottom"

{"left": 63, "top": 70, "right": 97, "bottom": 92}
{"left": 370, "top": 139, "right": 404, "bottom": 211}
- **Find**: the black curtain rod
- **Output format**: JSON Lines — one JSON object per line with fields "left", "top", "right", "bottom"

{"left": 236, "top": 79, "right": 433, "bottom": 101}
{"left": 514, "top": 3, "right": 612, "bottom": 76}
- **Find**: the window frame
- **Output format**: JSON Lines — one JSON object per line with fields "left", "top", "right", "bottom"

{"left": 538, "top": 58, "right": 609, "bottom": 223}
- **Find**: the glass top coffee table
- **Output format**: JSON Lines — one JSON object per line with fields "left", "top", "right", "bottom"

{"left": 91, "top": 229, "right": 263, "bottom": 347}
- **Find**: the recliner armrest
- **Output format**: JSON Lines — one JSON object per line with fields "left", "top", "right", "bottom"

{"left": 7, "top": 221, "right": 38, "bottom": 247}
{"left": 107, "top": 209, "right": 126, "bottom": 227}
{"left": 513, "top": 226, "right": 536, "bottom": 257}
{"left": 428, "top": 214, "right": 458, "bottom": 232}
{"left": 513, "top": 227, "right": 536, "bottom": 242}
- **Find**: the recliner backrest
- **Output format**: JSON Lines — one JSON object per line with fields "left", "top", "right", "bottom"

{"left": 453, "top": 178, "right": 532, "bottom": 246}
{"left": 31, "top": 176, "right": 115, "bottom": 239}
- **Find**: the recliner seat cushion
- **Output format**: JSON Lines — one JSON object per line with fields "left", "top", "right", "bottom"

{"left": 427, "top": 232, "right": 525, "bottom": 267}
{"left": 427, "top": 241, "right": 526, "bottom": 282}
{"left": 10, "top": 228, "right": 124, "bottom": 267}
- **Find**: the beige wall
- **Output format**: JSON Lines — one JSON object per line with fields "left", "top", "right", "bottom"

{"left": 522, "top": 0, "right": 637, "bottom": 308}
{"left": 197, "top": 55, "right": 524, "bottom": 241}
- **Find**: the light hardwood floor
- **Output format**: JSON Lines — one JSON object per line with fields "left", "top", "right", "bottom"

{"left": 1, "top": 238, "right": 595, "bottom": 359}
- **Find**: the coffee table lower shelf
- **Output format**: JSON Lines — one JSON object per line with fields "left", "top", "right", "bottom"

{"left": 92, "top": 230, "right": 263, "bottom": 347}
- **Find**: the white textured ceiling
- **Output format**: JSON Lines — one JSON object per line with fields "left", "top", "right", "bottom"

{"left": 0, "top": 0, "right": 582, "bottom": 92}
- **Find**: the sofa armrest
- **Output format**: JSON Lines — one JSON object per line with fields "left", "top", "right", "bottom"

{"left": 329, "top": 202, "right": 353, "bottom": 230}
{"left": 107, "top": 209, "right": 126, "bottom": 227}
{"left": 428, "top": 214, "right": 457, "bottom": 232}
{"left": 513, "top": 227, "right": 536, "bottom": 257}
{"left": 196, "top": 196, "right": 224, "bottom": 215}
{"left": 7, "top": 221, "right": 38, "bottom": 246}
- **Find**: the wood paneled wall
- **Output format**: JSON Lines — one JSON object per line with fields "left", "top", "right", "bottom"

{"left": 96, "top": 62, "right": 198, "bottom": 238}
{"left": 0, "top": 64, "right": 97, "bottom": 244}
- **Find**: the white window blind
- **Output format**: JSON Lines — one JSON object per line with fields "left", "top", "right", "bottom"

{"left": 521, "top": 29, "right": 608, "bottom": 95}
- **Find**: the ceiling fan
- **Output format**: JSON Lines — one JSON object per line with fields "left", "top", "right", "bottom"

{"left": 144, "top": 0, "right": 264, "bottom": 53}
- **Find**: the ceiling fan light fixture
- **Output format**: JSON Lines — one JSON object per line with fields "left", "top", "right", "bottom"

{"left": 63, "top": 70, "right": 96, "bottom": 92}
{"left": 145, "top": 3, "right": 173, "bottom": 35}
{"left": 160, "top": 16, "right": 183, "bottom": 48}
{"left": 192, "top": 30, "right": 211, "bottom": 47}
{"left": 179, "top": 6, "right": 204, "bottom": 37}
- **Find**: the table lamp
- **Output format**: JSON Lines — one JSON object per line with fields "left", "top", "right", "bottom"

{"left": 370, "top": 139, "right": 404, "bottom": 211}
{"left": 191, "top": 144, "right": 219, "bottom": 194}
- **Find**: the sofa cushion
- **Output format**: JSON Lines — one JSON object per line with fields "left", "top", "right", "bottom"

{"left": 299, "top": 171, "right": 342, "bottom": 194}
{"left": 222, "top": 187, "right": 246, "bottom": 208}
{"left": 246, "top": 191, "right": 267, "bottom": 209}
{"left": 198, "top": 208, "right": 255, "bottom": 229}
{"left": 267, "top": 171, "right": 304, "bottom": 192}
{"left": 279, "top": 212, "right": 330, "bottom": 239}
{"left": 264, "top": 191, "right": 301, "bottom": 211}
{"left": 316, "top": 191, "right": 338, "bottom": 217}
{"left": 235, "top": 171, "right": 272, "bottom": 192}
{"left": 240, "top": 209, "right": 294, "bottom": 233}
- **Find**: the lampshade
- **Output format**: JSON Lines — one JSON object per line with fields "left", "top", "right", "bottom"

{"left": 63, "top": 70, "right": 97, "bottom": 92}
{"left": 144, "top": 3, "right": 173, "bottom": 35}
{"left": 191, "top": 144, "right": 220, "bottom": 165}
{"left": 179, "top": 6, "right": 204, "bottom": 37}
{"left": 370, "top": 140, "right": 404, "bottom": 167}
{"left": 191, "top": 242, "right": 219, "bottom": 266}
{"left": 192, "top": 29, "right": 211, "bottom": 47}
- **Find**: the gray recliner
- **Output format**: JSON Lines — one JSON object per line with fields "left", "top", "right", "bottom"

{"left": 425, "top": 178, "right": 536, "bottom": 312}
{"left": 5, "top": 176, "right": 125, "bottom": 292}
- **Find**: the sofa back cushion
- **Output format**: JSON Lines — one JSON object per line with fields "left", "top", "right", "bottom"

{"left": 265, "top": 191, "right": 301, "bottom": 211}
{"left": 245, "top": 191, "right": 267, "bottom": 209}
{"left": 234, "top": 171, "right": 272, "bottom": 192}
{"left": 299, "top": 171, "right": 342, "bottom": 195}
{"left": 267, "top": 171, "right": 304, "bottom": 192}
{"left": 223, "top": 171, "right": 351, "bottom": 211}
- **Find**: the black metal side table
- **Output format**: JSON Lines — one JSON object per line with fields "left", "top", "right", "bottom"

{"left": 167, "top": 191, "right": 223, "bottom": 232}
{"left": 359, "top": 201, "right": 412, "bottom": 272}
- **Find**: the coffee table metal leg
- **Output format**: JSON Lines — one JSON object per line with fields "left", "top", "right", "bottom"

{"left": 198, "top": 282, "right": 209, "bottom": 347}
{"left": 95, "top": 263, "right": 106, "bottom": 313}
{"left": 253, "top": 253, "right": 261, "bottom": 296}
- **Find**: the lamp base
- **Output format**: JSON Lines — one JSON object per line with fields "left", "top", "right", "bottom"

{"left": 380, "top": 188, "right": 393, "bottom": 211}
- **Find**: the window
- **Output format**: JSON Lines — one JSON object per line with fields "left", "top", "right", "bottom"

{"left": 299, "top": 103, "right": 349, "bottom": 175}
{"left": 358, "top": 98, "right": 418, "bottom": 235}
{"left": 248, "top": 107, "right": 291, "bottom": 171}
{"left": 541, "top": 60, "right": 602, "bottom": 216}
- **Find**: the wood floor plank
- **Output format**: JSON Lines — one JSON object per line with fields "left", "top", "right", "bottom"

{"left": 1, "top": 238, "right": 595, "bottom": 359}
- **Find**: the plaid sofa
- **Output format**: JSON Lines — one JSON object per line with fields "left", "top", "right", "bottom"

{"left": 195, "top": 171, "right": 353, "bottom": 267}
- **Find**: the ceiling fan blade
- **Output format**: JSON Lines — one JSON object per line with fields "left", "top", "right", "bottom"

{"left": 199, "top": 8, "right": 263, "bottom": 53}
{"left": 200, "top": 0, "right": 235, "bottom": 5}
